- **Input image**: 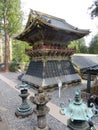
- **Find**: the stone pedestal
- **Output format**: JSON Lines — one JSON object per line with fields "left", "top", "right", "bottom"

{"left": 34, "top": 106, "right": 50, "bottom": 130}
{"left": 15, "top": 87, "right": 33, "bottom": 118}
{"left": 37, "top": 114, "right": 47, "bottom": 129}
{"left": 68, "top": 119, "right": 89, "bottom": 130}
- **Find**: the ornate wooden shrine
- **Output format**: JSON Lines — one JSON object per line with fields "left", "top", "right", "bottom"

{"left": 15, "top": 9, "right": 89, "bottom": 90}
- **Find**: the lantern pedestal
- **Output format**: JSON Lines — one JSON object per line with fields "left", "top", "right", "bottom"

{"left": 68, "top": 119, "right": 89, "bottom": 130}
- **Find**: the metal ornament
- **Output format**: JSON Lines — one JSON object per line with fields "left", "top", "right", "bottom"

{"left": 60, "top": 89, "right": 94, "bottom": 130}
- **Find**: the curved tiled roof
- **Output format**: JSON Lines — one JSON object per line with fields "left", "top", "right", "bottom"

{"left": 15, "top": 9, "right": 90, "bottom": 45}
{"left": 25, "top": 9, "right": 89, "bottom": 34}
{"left": 72, "top": 54, "right": 98, "bottom": 71}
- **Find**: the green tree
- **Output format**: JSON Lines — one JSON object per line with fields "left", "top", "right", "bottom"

{"left": 12, "top": 40, "right": 29, "bottom": 64}
{"left": 0, "top": 0, "right": 23, "bottom": 72}
{"left": 68, "top": 40, "right": 79, "bottom": 52}
{"left": 89, "top": 34, "right": 98, "bottom": 54}
{"left": 89, "top": 0, "right": 98, "bottom": 18}
{"left": 78, "top": 38, "right": 88, "bottom": 53}
{"left": 69, "top": 38, "right": 88, "bottom": 53}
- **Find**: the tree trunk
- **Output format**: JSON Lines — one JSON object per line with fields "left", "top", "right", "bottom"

{"left": 5, "top": 31, "right": 9, "bottom": 72}
{"left": 4, "top": 12, "right": 9, "bottom": 72}
{"left": 9, "top": 38, "right": 12, "bottom": 61}
{"left": 0, "top": 34, "right": 3, "bottom": 62}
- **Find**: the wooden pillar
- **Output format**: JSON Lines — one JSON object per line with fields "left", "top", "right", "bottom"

{"left": 42, "top": 59, "right": 46, "bottom": 87}
{"left": 87, "top": 71, "right": 91, "bottom": 93}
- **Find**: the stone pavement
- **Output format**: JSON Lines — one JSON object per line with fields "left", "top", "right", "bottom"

{"left": 0, "top": 118, "right": 9, "bottom": 130}
{"left": 0, "top": 72, "right": 98, "bottom": 130}
{"left": 0, "top": 73, "right": 69, "bottom": 130}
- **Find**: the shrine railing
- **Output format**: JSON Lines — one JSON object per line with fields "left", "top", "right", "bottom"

{"left": 25, "top": 47, "right": 75, "bottom": 58}
{"left": 33, "top": 45, "right": 76, "bottom": 51}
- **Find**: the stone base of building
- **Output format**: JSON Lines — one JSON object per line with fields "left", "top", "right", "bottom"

{"left": 21, "top": 60, "right": 81, "bottom": 91}
{"left": 67, "top": 119, "right": 89, "bottom": 130}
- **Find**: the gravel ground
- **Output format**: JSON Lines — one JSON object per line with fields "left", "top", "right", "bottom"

{"left": 0, "top": 72, "right": 98, "bottom": 130}
{"left": 0, "top": 72, "right": 69, "bottom": 130}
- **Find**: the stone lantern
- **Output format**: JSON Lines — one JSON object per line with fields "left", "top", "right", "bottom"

{"left": 15, "top": 81, "right": 33, "bottom": 118}
{"left": 30, "top": 87, "right": 51, "bottom": 130}
{"left": 60, "top": 89, "right": 94, "bottom": 130}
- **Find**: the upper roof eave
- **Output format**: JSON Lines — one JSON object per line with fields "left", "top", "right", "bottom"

{"left": 15, "top": 9, "right": 90, "bottom": 41}
{"left": 26, "top": 9, "right": 90, "bottom": 35}
{"left": 15, "top": 17, "right": 39, "bottom": 40}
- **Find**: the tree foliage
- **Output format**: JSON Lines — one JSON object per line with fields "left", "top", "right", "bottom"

{"left": 12, "top": 40, "right": 29, "bottom": 63}
{"left": 89, "top": 0, "right": 98, "bottom": 18}
{"left": 0, "top": 0, "right": 23, "bottom": 36}
{"left": 89, "top": 34, "right": 98, "bottom": 54}
{"left": 69, "top": 38, "right": 88, "bottom": 53}
{"left": 0, "top": 0, "right": 23, "bottom": 71}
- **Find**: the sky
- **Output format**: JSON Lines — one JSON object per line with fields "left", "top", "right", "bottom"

{"left": 21, "top": 0, "right": 98, "bottom": 46}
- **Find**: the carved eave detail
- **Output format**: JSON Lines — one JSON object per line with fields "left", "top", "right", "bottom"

{"left": 25, "top": 47, "right": 75, "bottom": 60}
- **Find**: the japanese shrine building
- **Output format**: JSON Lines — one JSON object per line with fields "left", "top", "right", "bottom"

{"left": 15, "top": 9, "right": 89, "bottom": 90}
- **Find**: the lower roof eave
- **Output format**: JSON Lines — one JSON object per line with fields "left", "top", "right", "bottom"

{"left": 21, "top": 73, "right": 81, "bottom": 88}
